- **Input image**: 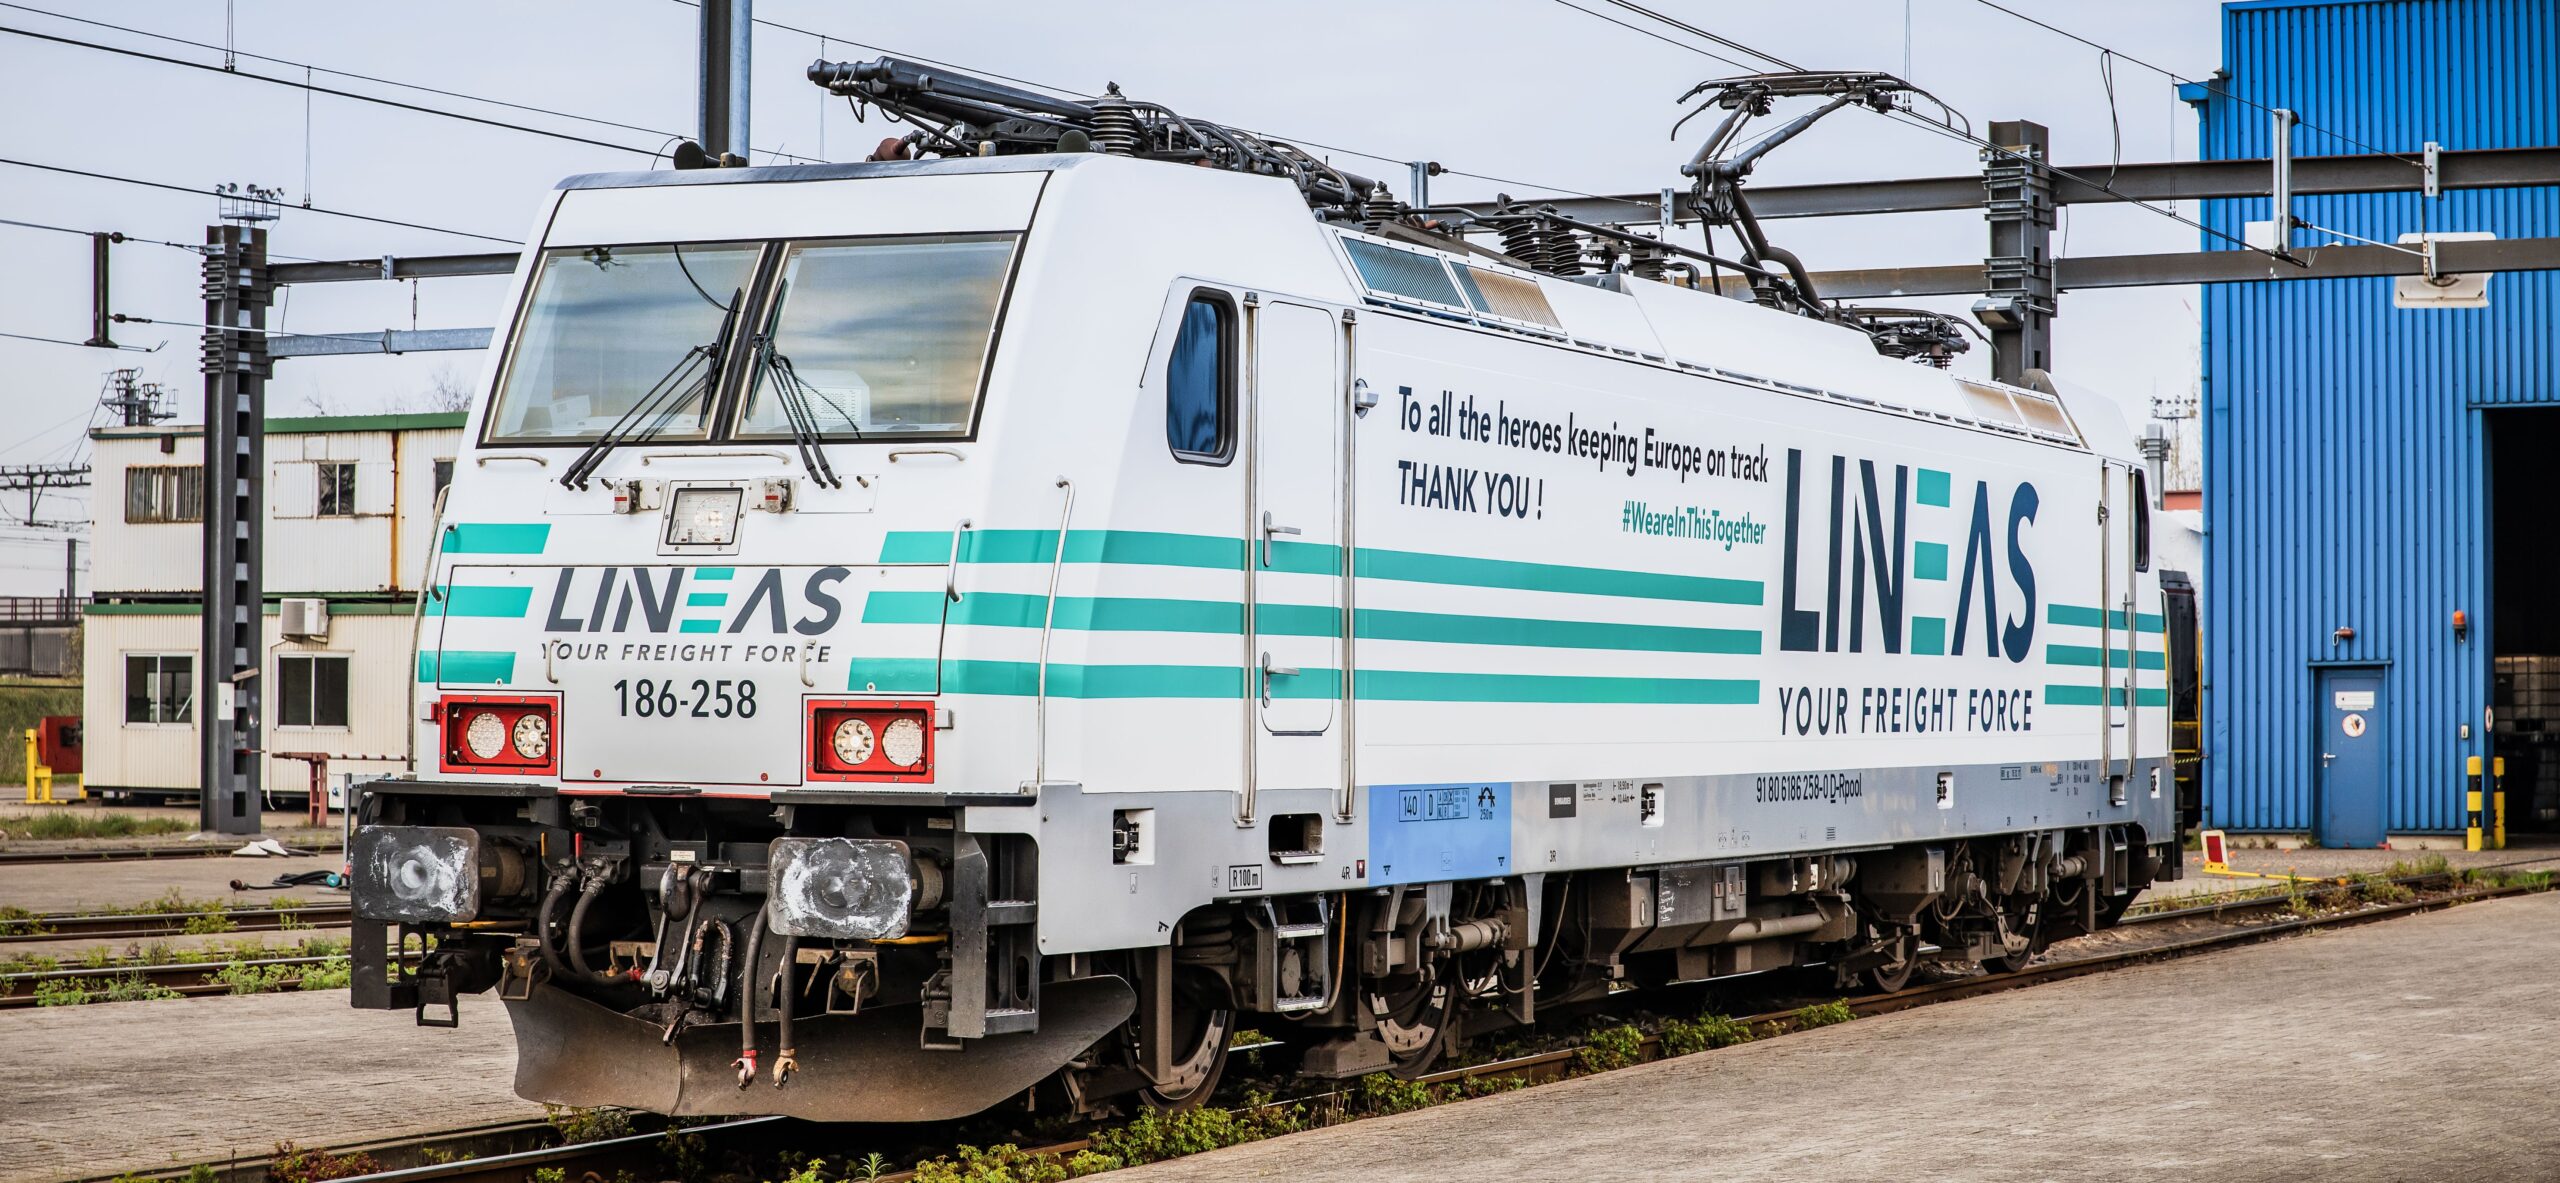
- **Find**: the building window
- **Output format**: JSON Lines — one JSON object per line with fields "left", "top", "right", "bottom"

{"left": 124, "top": 652, "right": 193, "bottom": 724}
{"left": 432, "top": 459, "right": 455, "bottom": 504}
{"left": 316, "top": 462, "right": 357, "bottom": 517}
{"left": 1165, "top": 292, "right": 1234, "bottom": 464}
{"left": 124, "top": 465, "right": 204, "bottom": 524}
{"left": 276, "top": 653, "right": 351, "bottom": 728}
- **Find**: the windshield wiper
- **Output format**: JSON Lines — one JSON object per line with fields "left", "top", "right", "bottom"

{"left": 746, "top": 333, "right": 846, "bottom": 489}
{"left": 559, "top": 290, "right": 743, "bottom": 490}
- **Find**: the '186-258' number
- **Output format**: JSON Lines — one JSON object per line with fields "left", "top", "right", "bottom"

{"left": 612, "top": 678, "right": 757, "bottom": 719}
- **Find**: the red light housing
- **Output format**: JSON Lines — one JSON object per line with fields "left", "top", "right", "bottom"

{"left": 807, "top": 699, "right": 935, "bottom": 783}
{"left": 439, "top": 694, "right": 559, "bottom": 776}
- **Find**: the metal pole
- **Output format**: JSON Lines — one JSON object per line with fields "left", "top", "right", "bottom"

{"left": 83, "top": 232, "right": 114, "bottom": 349}
{"left": 1980, "top": 119, "right": 2055, "bottom": 384}
{"left": 63, "top": 538, "right": 75, "bottom": 605}
{"left": 2271, "top": 108, "right": 2296, "bottom": 256}
{"left": 199, "top": 224, "right": 268, "bottom": 836}
{"left": 698, "top": 0, "right": 752, "bottom": 159}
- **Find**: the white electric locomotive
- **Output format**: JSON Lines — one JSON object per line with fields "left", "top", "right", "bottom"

{"left": 349, "top": 61, "right": 2192, "bottom": 1122}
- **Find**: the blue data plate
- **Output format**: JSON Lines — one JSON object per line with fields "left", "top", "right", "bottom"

{"left": 1367, "top": 782, "right": 1512, "bottom": 885}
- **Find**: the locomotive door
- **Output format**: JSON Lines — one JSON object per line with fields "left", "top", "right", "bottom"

{"left": 2098, "top": 460, "right": 2140, "bottom": 787}
{"left": 1246, "top": 296, "right": 1344, "bottom": 780}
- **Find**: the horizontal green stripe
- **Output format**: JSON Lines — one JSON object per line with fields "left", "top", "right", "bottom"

{"left": 685, "top": 592, "right": 728, "bottom": 608}
{"left": 1356, "top": 548, "right": 1761, "bottom": 605}
{"left": 2044, "top": 684, "right": 2170, "bottom": 708}
{"left": 1357, "top": 670, "right": 1759, "bottom": 705}
{"left": 418, "top": 650, "right": 516, "bottom": 685}
{"left": 2046, "top": 644, "right": 2166, "bottom": 671}
{"left": 693, "top": 567, "right": 736, "bottom": 581}
{"left": 431, "top": 584, "right": 532, "bottom": 618}
{"left": 443, "top": 523, "right": 550, "bottom": 555}
{"left": 2047, "top": 604, "right": 2166, "bottom": 633}
{"left": 869, "top": 592, "right": 1755, "bottom": 654}
{"left": 845, "top": 659, "right": 1755, "bottom": 704}
{"left": 678, "top": 619, "right": 720, "bottom": 634}
{"left": 884, "top": 530, "right": 1757, "bottom": 605}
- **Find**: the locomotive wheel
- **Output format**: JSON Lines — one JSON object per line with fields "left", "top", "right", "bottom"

{"left": 1862, "top": 925, "right": 1920, "bottom": 993}
{"left": 1370, "top": 970, "right": 1454, "bottom": 1080}
{"left": 1978, "top": 900, "right": 2048, "bottom": 974}
{"left": 1137, "top": 993, "right": 1234, "bottom": 1112}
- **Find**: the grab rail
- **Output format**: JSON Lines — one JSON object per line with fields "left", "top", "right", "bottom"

{"left": 1031, "top": 479, "right": 1074, "bottom": 793}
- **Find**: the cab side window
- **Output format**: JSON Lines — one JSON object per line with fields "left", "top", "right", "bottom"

{"left": 1166, "top": 292, "right": 1234, "bottom": 464}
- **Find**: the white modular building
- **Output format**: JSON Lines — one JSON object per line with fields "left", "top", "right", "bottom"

{"left": 82, "top": 412, "right": 462, "bottom": 801}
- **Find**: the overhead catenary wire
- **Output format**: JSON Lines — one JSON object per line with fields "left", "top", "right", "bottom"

{"left": 0, "top": 3, "right": 828, "bottom": 165}
{"left": 0, "top": 156, "right": 521, "bottom": 245}
{"left": 1959, "top": 0, "right": 2424, "bottom": 166}
{"left": 0, "top": 329, "right": 161, "bottom": 353}
{"left": 1554, "top": 0, "right": 2299, "bottom": 263}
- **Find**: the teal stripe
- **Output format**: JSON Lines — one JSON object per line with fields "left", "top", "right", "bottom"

{"left": 686, "top": 592, "right": 728, "bottom": 608}
{"left": 1911, "top": 541, "right": 1948, "bottom": 581}
{"left": 845, "top": 658, "right": 940, "bottom": 693}
{"left": 443, "top": 523, "right": 550, "bottom": 555}
{"left": 1355, "top": 607, "right": 1757, "bottom": 654}
{"left": 1359, "top": 670, "right": 1758, "bottom": 705}
{"left": 431, "top": 584, "right": 531, "bottom": 618}
{"left": 1917, "top": 468, "right": 1951, "bottom": 507}
{"left": 885, "top": 529, "right": 1760, "bottom": 606}
{"left": 693, "top": 567, "right": 736, "bottom": 581}
{"left": 871, "top": 591, "right": 1756, "bottom": 654}
{"left": 2045, "top": 684, "right": 2170, "bottom": 708}
{"left": 1356, "top": 548, "right": 1761, "bottom": 605}
{"left": 2047, "top": 644, "right": 2166, "bottom": 670}
{"left": 2048, "top": 604, "right": 2167, "bottom": 634}
{"left": 1909, "top": 615, "right": 1947, "bottom": 656}
{"left": 678, "top": 619, "right": 720, "bottom": 634}
{"left": 417, "top": 650, "right": 516, "bottom": 684}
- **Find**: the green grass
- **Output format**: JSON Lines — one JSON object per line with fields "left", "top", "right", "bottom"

{"left": 5, "top": 811, "right": 191, "bottom": 840}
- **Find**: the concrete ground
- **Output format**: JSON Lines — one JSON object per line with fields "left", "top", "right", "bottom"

{"left": 0, "top": 801, "right": 341, "bottom": 852}
{"left": 0, "top": 991, "right": 533, "bottom": 1183}
{"left": 0, "top": 854, "right": 342, "bottom": 913}
{"left": 1121, "top": 891, "right": 2560, "bottom": 1183}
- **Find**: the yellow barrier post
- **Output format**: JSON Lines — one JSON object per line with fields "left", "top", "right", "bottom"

{"left": 21, "top": 728, "right": 54, "bottom": 805}
{"left": 2493, "top": 756, "right": 2507, "bottom": 851}
{"left": 2465, "top": 756, "right": 2484, "bottom": 852}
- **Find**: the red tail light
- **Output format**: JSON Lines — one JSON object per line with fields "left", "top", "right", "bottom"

{"left": 440, "top": 694, "right": 559, "bottom": 776}
{"left": 808, "top": 699, "right": 935, "bottom": 783}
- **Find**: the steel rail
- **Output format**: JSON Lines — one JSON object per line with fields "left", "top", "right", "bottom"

{"left": 0, "top": 842, "right": 341, "bottom": 866}
{"left": 0, "top": 903, "right": 351, "bottom": 944}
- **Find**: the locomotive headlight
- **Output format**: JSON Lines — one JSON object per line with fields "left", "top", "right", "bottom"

{"left": 464, "top": 711, "right": 507, "bottom": 760}
{"left": 880, "top": 717, "right": 926, "bottom": 768}
{"left": 511, "top": 712, "right": 551, "bottom": 760}
{"left": 766, "top": 836, "right": 915, "bottom": 940}
{"left": 350, "top": 825, "right": 482, "bottom": 923}
{"left": 831, "top": 717, "right": 876, "bottom": 766}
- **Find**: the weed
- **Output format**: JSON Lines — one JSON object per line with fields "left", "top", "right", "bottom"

{"left": 1660, "top": 1012, "right": 1757, "bottom": 1056}
{"left": 298, "top": 955, "right": 352, "bottom": 991}
{"left": 776, "top": 1157, "right": 829, "bottom": 1183}
{"left": 546, "top": 1105, "right": 635, "bottom": 1144}
{"left": 1792, "top": 1000, "right": 1856, "bottom": 1030}
{"left": 17, "top": 812, "right": 190, "bottom": 840}
{"left": 1454, "top": 1072, "right": 1529, "bottom": 1097}
{"left": 0, "top": 904, "right": 48, "bottom": 937}
{"left": 32, "top": 978, "right": 87, "bottom": 1006}
{"left": 2387, "top": 853, "right": 2451, "bottom": 879}
{"left": 2283, "top": 880, "right": 2319, "bottom": 919}
{"left": 78, "top": 945, "right": 112, "bottom": 969}
{"left": 269, "top": 1142, "right": 385, "bottom": 1183}
{"left": 850, "top": 1152, "right": 892, "bottom": 1182}
{"left": 139, "top": 942, "right": 178, "bottom": 966}
{"left": 1355, "top": 1072, "right": 1439, "bottom": 1115}
{"left": 95, "top": 973, "right": 178, "bottom": 1002}
{"left": 215, "top": 960, "right": 298, "bottom": 995}
{"left": 2358, "top": 879, "right": 2417, "bottom": 905}
{"left": 182, "top": 911, "right": 236, "bottom": 936}
{"left": 1576, "top": 1023, "right": 1645, "bottom": 1071}
{"left": 531, "top": 1169, "right": 566, "bottom": 1183}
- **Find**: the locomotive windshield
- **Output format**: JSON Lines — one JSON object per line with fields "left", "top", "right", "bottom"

{"left": 735, "top": 234, "right": 1016, "bottom": 440}
{"left": 486, "top": 242, "right": 761, "bottom": 442}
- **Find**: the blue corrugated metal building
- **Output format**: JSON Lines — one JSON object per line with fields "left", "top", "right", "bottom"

{"left": 2189, "top": 0, "right": 2560, "bottom": 843}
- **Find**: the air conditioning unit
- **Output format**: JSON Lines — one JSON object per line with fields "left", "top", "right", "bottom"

{"left": 279, "top": 598, "right": 330, "bottom": 639}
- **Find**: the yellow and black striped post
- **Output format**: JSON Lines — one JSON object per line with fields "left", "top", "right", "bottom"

{"left": 2466, "top": 756, "right": 2484, "bottom": 852}
{"left": 2493, "top": 756, "right": 2507, "bottom": 851}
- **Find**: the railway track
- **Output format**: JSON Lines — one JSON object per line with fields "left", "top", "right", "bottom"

{"left": 0, "top": 903, "right": 351, "bottom": 944}
{"left": 0, "top": 843, "right": 341, "bottom": 867}
{"left": 0, "top": 952, "right": 347, "bottom": 1006}
{"left": 71, "top": 868, "right": 2542, "bottom": 1183}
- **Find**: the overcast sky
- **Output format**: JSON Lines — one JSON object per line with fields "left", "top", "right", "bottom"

{"left": 0, "top": 0, "right": 2243, "bottom": 592}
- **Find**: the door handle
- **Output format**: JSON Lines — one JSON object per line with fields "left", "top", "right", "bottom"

{"left": 2321, "top": 752, "right": 2336, "bottom": 765}
{"left": 1260, "top": 651, "right": 1300, "bottom": 705}
{"left": 1260, "top": 510, "right": 1301, "bottom": 567}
